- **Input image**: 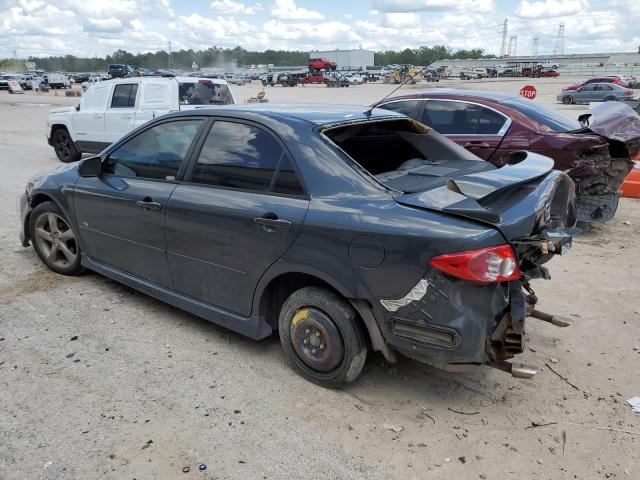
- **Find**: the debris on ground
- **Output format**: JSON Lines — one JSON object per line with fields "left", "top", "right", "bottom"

{"left": 141, "top": 439, "right": 153, "bottom": 449}
{"left": 627, "top": 396, "right": 640, "bottom": 412}
{"left": 70, "top": 335, "right": 78, "bottom": 341}
{"left": 382, "top": 424, "right": 405, "bottom": 433}
{"left": 199, "top": 464, "right": 207, "bottom": 471}
{"left": 182, "top": 466, "right": 190, "bottom": 473}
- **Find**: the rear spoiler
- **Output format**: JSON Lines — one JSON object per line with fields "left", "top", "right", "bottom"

{"left": 394, "top": 152, "right": 554, "bottom": 224}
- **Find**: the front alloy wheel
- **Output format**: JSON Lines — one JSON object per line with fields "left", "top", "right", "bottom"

{"left": 29, "top": 201, "right": 83, "bottom": 275}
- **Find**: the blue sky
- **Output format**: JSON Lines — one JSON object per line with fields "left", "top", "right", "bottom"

{"left": 0, "top": 0, "right": 638, "bottom": 58}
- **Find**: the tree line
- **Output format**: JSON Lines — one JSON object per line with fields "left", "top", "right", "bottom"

{"left": 1, "top": 45, "right": 491, "bottom": 72}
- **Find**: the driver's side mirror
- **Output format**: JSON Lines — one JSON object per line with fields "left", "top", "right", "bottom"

{"left": 78, "top": 156, "right": 102, "bottom": 177}
{"left": 75, "top": 104, "right": 80, "bottom": 111}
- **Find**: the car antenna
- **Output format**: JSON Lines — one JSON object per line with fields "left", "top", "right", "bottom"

{"left": 364, "top": 63, "right": 430, "bottom": 117}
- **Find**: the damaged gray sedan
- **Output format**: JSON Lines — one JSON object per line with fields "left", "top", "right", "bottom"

{"left": 20, "top": 105, "right": 576, "bottom": 387}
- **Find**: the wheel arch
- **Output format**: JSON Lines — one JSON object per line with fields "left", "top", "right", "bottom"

{"left": 254, "top": 270, "right": 396, "bottom": 363}
{"left": 24, "top": 192, "right": 78, "bottom": 247}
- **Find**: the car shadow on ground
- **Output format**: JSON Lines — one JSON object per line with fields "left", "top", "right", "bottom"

{"left": 89, "top": 271, "right": 506, "bottom": 406}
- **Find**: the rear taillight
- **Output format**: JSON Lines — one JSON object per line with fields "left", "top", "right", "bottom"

{"left": 430, "top": 245, "right": 521, "bottom": 283}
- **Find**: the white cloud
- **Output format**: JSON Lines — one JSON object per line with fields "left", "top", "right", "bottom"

{"left": 83, "top": 17, "right": 125, "bottom": 33}
{"left": 383, "top": 12, "right": 420, "bottom": 27}
{"left": 211, "top": 0, "right": 263, "bottom": 14}
{"left": 0, "top": 0, "right": 638, "bottom": 60}
{"left": 516, "top": 0, "right": 588, "bottom": 18}
{"left": 372, "top": 0, "right": 494, "bottom": 13}
{"left": 271, "top": 0, "right": 324, "bottom": 20}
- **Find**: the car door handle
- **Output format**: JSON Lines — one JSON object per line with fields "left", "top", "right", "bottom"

{"left": 136, "top": 199, "right": 162, "bottom": 211}
{"left": 253, "top": 215, "right": 292, "bottom": 232}
{"left": 94, "top": 114, "right": 103, "bottom": 119}
{"left": 464, "top": 142, "right": 491, "bottom": 148}
{"left": 122, "top": 114, "right": 132, "bottom": 119}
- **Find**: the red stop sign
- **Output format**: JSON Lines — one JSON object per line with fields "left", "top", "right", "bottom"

{"left": 520, "top": 85, "right": 537, "bottom": 99}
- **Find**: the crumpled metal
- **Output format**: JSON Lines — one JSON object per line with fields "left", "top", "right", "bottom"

{"left": 379, "top": 279, "right": 428, "bottom": 312}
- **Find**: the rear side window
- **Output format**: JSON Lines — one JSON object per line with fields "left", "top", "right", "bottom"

{"left": 191, "top": 121, "right": 303, "bottom": 195}
{"left": 179, "top": 81, "right": 233, "bottom": 105}
{"left": 111, "top": 84, "right": 138, "bottom": 108}
{"left": 379, "top": 100, "right": 421, "bottom": 119}
{"left": 422, "top": 100, "right": 507, "bottom": 135}
{"left": 104, "top": 120, "right": 202, "bottom": 180}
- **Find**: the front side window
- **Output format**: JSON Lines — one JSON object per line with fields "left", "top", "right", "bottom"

{"left": 191, "top": 121, "right": 303, "bottom": 194}
{"left": 379, "top": 100, "right": 421, "bottom": 119}
{"left": 422, "top": 100, "right": 507, "bottom": 135}
{"left": 104, "top": 120, "right": 202, "bottom": 180}
{"left": 111, "top": 84, "right": 138, "bottom": 108}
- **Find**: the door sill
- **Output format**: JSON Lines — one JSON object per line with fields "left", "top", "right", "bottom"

{"left": 81, "top": 254, "right": 273, "bottom": 340}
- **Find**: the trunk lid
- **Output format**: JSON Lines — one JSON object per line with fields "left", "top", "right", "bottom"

{"left": 394, "top": 152, "right": 576, "bottom": 241}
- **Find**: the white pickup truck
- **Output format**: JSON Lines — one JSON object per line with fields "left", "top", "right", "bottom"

{"left": 47, "top": 76, "right": 235, "bottom": 162}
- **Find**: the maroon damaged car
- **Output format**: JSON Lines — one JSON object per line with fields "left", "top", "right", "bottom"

{"left": 378, "top": 90, "right": 639, "bottom": 223}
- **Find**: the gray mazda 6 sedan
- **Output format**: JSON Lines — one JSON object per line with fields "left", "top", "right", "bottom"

{"left": 19, "top": 105, "right": 577, "bottom": 387}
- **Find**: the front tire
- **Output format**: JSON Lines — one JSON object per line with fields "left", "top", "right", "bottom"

{"left": 29, "top": 201, "right": 84, "bottom": 275}
{"left": 52, "top": 128, "right": 81, "bottom": 163}
{"left": 604, "top": 96, "right": 616, "bottom": 102}
{"left": 562, "top": 95, "right": 573, "bottom": 104}
{"left": 279, "top": 287, "right": 368, "bottom": 388}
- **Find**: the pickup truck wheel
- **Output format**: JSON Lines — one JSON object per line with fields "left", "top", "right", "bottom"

{"left": 279, "top": 287, "right": 368, "bottom": 388}
{"left": 52, "top": 129, "right": 81, "bottom": 163}
{"left": 562, "top": 95, "right": 573, "bottom": 105}
{"left": 29, "top": 201, "right": 84, "bottom": 275}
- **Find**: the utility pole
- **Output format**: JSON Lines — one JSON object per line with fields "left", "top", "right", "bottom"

{"left": 531, "top": 36, "right": 539, "bottom": 56}
{"left": 553, "top": 22, "right": 565, "bottom": 55}
{"left": 499, "top": 19, "right": 508, "bottom": 59}
{"left": 168, "top": 41, "right": 172, "bottom": 69}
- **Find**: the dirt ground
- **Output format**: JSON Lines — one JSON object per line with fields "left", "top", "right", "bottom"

{"left": 1, "top": 77, "right": 639, "bottom": 480}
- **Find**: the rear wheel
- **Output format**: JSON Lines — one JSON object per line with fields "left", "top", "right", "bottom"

{"left": 279, "top": 287, "right": 368, "bottom": 388}
{"left": 52, "top": 128, "right": 81, "bottom": 163}
{"left": 29, "top": 201, "right": 83, "bottom": 275}
{"left": 562, "top": 95, "right": 573, "bottom": 105}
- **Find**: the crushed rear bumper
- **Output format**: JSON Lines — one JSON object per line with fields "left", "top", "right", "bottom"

{"left": 373, "top": 269, "right": 528, "bottom": 366}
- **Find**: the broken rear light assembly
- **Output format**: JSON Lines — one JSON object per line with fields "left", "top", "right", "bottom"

{"left": 430, "top": 245, "right": 520, "bottom": 283}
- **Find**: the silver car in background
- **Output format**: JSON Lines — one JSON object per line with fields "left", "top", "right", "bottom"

{"left": 558, "top": 82, "right": 635, "bottom": 104}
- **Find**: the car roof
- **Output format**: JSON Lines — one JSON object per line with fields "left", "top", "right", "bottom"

{"left": 386, "top": 89, "right": 520, "bottom": 102}
{"left": 166, "top": 103, "right": 405, "bottom": 126}
{"left": 107, "top": 76, "right": 229, "bottom": 85}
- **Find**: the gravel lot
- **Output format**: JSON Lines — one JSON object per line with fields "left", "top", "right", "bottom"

{"left": 1, "top": 77, "right": 639, "bottom": 480}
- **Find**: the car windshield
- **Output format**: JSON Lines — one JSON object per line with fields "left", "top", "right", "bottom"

{"left": 499, "top": 97, "right": 582, "bottom": 133}
{"left": 179, "top": 81, "right": 233, "bottom": 105}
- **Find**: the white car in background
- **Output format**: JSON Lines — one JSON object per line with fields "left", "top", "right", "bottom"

{"left": 47, "top": 76, "right": 235, "bottom": 162}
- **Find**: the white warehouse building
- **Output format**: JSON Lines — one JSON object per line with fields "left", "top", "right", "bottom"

{"left": 309, "top": 49, "right": 375, "bottom": 69}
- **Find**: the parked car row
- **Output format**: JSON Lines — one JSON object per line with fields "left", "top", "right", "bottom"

{"left": 31, "top": 86, "right": 638, "bottom": 387}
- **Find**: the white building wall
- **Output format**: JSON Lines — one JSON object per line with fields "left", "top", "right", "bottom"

{"left": 309, "top": 49, "right": 375, "bottom": 69}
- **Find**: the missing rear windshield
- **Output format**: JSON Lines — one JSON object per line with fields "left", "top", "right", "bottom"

{"left": 179, "top": 81, "right": 233, "bottom": 105}
{"left": 323, "top": 119, "right": 485, "bottom": 193}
